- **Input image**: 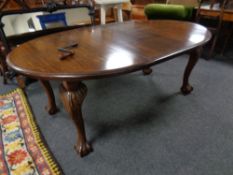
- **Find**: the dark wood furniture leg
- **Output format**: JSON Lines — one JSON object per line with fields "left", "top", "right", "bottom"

{"left": 181, "top": 48, "right": 201, "bottom": 95}
{"left": 208, "top": 32, "right": 219, "bottom": 59}
{"left": 143, "top": 67, "right": 153, "bottom": 75}
{"left": 221, "top": 23, "right": 233, "bottom": 55}
{"left": 16, "top": 78, "right": 58, "bottom": 115}
{"left": 59, "top": 81, "right": 92, "bottom": 157}
{"left": 40, "top": 80, "right": 58, "bottom": 115}
{"left": 16, "top": 75, "right": 27, "bottom": 89}
{"left": 0, "top": 57, "right": 7, "bottom": 84}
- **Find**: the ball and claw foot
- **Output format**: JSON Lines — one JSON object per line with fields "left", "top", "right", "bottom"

{"left": 45, "top": 106, "right": 59, "bottom": 115}
{"left": 143, "top": 67, "right": 153, "bottom": 75}
{"left": 74, "top": 143, "right": 93, "bottom": 157}
{"left": 181, "top": 84, "right": 193, "bottom": 95}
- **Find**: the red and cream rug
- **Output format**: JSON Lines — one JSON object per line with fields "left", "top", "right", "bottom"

{"left": 0, "top": 88, "right": 62, "bottom": 175}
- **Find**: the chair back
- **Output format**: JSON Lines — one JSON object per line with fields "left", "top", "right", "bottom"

{"left": 0, "top": 0, "right": 95, "bottom": 83}
{"left": 195, "top": 0, "right": 230, "bottom": 58}
{"left": 196, "top": 0, "right": 229, "bottom": 22}
{"left": 0, "top": 2, "right": 94, "bottom": 50}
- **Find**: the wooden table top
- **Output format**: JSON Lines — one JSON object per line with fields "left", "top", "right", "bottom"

{"left": 7, "top": 20, "right": 211, "bottom": 81}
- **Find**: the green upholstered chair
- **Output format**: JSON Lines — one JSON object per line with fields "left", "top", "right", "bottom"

{"left": 144, "top": 3, "right": 194, "bottom": 20}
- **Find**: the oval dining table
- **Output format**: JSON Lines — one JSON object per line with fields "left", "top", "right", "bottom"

{"left": 7, "top": 20, "right": 211, "bottom": 157}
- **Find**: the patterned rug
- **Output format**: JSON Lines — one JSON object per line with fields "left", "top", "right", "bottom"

{"left": 0, "top": 88, "right": 62, "bottom": 175}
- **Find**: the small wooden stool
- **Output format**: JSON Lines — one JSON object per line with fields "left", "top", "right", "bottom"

{"left": 95, "top": 0, "right": 130, "bottom": 25}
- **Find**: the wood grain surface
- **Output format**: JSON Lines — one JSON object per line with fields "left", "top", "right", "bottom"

{"left": 7, "top": 20, "right": 211, "bottom": 81}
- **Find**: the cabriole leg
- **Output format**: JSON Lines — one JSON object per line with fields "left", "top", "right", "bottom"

{"left": 181, "top": 48, "right": 201, "bottom": 95}
{"left": 60, "top": 81, "right": 92, "bottom": 157}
